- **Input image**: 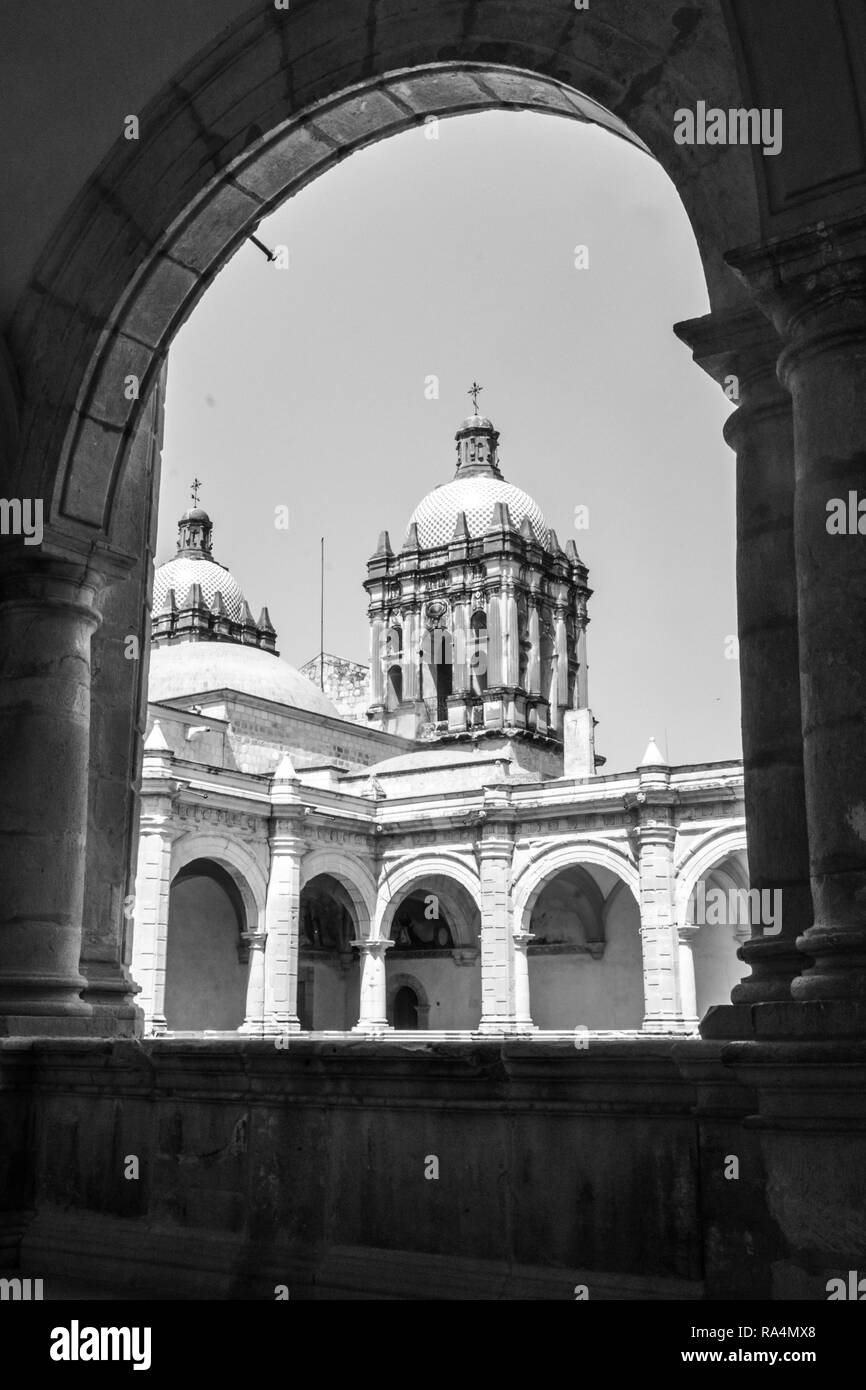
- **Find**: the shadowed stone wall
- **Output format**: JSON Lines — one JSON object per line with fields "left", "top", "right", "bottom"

{"left": 2, "top": 1037, "right": 864, "bottom": 1300}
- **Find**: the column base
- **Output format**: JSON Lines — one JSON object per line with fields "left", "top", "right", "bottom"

{"left": 730, "top": 936, "right": 806, "bottom": 1004}
{"left": 0, "top": 1015, "right": 102, "bottom": 1038}
{"left": 702, "top": 998, "right": 866, "bottom": 1040}
{"left": 640, "top": 1018, "right": 700, "bottom": 1035}
{"left": 259, "top": 1015, "right": 302, "bottom": 1035}
{"left": 351, "top": 1022, "right": 393, "bottom": 1036}
{"left": 791, "top": 926, "right": 866, "bottom": 1001}
{"left": 476, "top": 1019, "right": 538, "bottom": 1036}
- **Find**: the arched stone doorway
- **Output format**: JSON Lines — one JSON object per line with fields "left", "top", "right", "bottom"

{"left": 298, "top": 872, "right": 361, "bottom": 1031}
{"left": 524, "top": 862, "right": 643, "bottom": 1030}
{"left": 164, "top": 858, "right": 250, "bottom": 1032}
{"left": 388, "top": 973, "right": 431, "bottom": 1031}
{"left": 379, "top": 868, "right": 481, "bottom": 1031}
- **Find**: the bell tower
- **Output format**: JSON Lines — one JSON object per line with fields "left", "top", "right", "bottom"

{"left": 364, "top": 400, "right": 594, "bottom": 772}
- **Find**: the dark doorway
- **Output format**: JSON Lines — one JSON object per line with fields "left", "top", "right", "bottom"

{"left": 394, "top": 985, "right": 420, "bottom": 1030}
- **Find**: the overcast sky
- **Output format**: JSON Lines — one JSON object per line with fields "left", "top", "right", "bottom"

{"left": 157, "top": 109, "right": 740, "bottom": 774}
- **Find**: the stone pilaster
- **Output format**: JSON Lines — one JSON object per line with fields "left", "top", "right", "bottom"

{"left": 264, "top": 758, "right": 305, "bottom": 1033}
{"left": 512, "top": 931, "right": 536, "bottom": 1031}
{"left": 477, "top": 787, "right": 520, "bottom": 1033}
{"left": 677, "top": 924, "right": 700, "bottom": 1032}
{"left": 629, "top": 750, "right": 694, "bottom": 1033}
{"left": 351, "top": 939, "right": 393, "bottom": 1032}
{"left": 728, "top": 213, "right": 866, "bottom": 1030}
{"left": 239, "top": 931, "right": 268, "bottom": 1035}
{"left": 0, "top": 555, "right": 103, "bottom": 1031}
{"left": 130, "top": 736, "right": 181, "bottom": 1034}
{"left": 675, "top": 306, "right": 813, "bottom": 1036}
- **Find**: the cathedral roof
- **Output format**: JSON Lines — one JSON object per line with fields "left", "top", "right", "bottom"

{"left": 405, "top": 409, "right": 549, "bottom": 548}
{"left": 149, "top": 640, "right": 338, "bottom": 717}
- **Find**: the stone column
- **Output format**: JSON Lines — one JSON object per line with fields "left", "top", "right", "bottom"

{"left": 130, "top": 731, "right": 181, "bottom": 1034}
{"left": 729, "top": 215, "right": 866, "bottom": 1027}
{"left": 80, "top": 365, "right": 167, "bottom": 1038}
{"left": 402, "top": 609, "right": 419, "bottom": 701}
{"left": 130, "top": 824, "right": 175, "bottom": 1034}
{"left": 477, "top": 789, "right": 518, "bottom": 1033}
{"left": 554, "top": 604, "right": 569, "bottom": 710}
{"left": 486, "top": 596, "right": 503, "bottom": 687}
{"left": 264, "top": 756, "right": 304, "bottom": 1034}
{"left": 369, "top": 617, "right": 385, "bottom": 705}
{"left": 512, "top": 930, "right": 536, "bottom": 1031}
{"left": 677, "top": 925, "right": 700, "bottom": 1031}
{"left": 527, "top": 603, "right": 541, "bottom": 695}
{"left": 239, "top": 931, "right": 268, "bottom": 1035}
{"left": 575, "top": 596, "right": 589, "bottom": 708}
{"left": 351, "top": 939, "right": 393, "bottom": 1032}
{"left": 629, "top": 748, "right": 694, "bottom": 1033}
{"left": 503, "top": 582, "right": 520, "bottom": 687}
{"left": 0, "top": 555, "right": 103, "bottom": 1030}
{"left": 675, "top": 307, "right": 813, "bottom": 1035}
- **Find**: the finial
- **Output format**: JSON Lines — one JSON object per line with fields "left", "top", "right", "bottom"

{"left": 190, "top": 477, "right": 202, "bottom": 507}
{"left": 468, "top": 381, "right": 483, "bottom": 414}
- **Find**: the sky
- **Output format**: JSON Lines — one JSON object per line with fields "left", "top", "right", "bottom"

{"left": 157, "top": 109, "right": 740, "bottom": 774}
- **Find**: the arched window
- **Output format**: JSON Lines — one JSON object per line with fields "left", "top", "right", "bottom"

{"left": 470, "top": 611, "right": 488, "bottom": 697}
{"left": 387, "top": 663, "right": 403, "bottom": 708}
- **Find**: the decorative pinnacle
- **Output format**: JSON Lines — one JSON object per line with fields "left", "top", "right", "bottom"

{"left": 190, "top": 477, "right": 202, "bottom": 507}
{"left": 468, "top": 381, "right": 483, "bottom": 414}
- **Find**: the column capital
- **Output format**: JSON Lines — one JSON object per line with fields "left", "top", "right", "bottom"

{"left": 725, "top": 211, "right": 866, "bottom": 377}
{"left": 351, "top": 937, "right": 394, "bottom": 957}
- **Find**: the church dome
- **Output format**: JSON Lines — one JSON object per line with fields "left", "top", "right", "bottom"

{"left": 148, "top": 640, "right": 338, "bottom": 716}
{"left": 153, "top": 555, "right": 247, "bottom": 622}
{"left": 405, "top": 405, "right": 549, "bottom": 548}
{"left": 408, "top": 476, "right": 549, "bottom": 548}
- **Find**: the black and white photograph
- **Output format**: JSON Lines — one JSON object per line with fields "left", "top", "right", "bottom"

{"left": 0, "top": 0, "right": 865, "bottom": 1360}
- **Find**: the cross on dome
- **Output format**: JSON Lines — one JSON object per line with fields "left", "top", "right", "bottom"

{"left": 468, "top": 381, "right": 483, "bottom": 414}
{"left": 190, "top": 477, "right": 202, "bottom": 507}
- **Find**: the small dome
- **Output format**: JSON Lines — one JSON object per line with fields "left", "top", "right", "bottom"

{"left": 179, "top": 506, "right": 211, "bottom": 525}
{"left": 153, "top": 556, "right": 247, "bottom": 623}
{"left": 148, "top": 641, "right": 338, "bottom": 716}
{"left": 407, "top": 476, "right": 549, "bottom": 548}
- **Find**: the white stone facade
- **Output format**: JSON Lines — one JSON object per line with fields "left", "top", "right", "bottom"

{"left": 131, "top": 701, "right": 748, "bottom": 1038}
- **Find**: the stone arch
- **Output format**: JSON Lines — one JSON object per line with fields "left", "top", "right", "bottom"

{"left": 514, "top": 840, "right": 642, "bottom": 1031}
{"left": 675, "top": 826, "right": 749, "bottom": 930}
{"left": 375, "top": 853, "right": 481, "bottom": 945}
{"left": 513, "top": 838, "right": 640, "bottom": 930}
{"left": 170, "top": 831, "right": 267, "bottom": 933}
{"left": 299, "top": 848, "right": 377, "bottom": 936}
{"left": 11, "top": 0, "right": 767, "bottom": 553}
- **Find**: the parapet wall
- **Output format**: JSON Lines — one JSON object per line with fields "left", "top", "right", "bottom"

{"left": 1, "top": 1038, "right": 863, "bottom": 1300}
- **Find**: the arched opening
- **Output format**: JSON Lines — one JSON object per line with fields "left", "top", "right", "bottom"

{"left": 685, "top": 850, "right": 751, "bottom": 1018}
{"left": 469, "top": 612, "right": 488, "bottom": 702}
{"left": 0, "top": 18, "right": 765, "bottom": 1035}
{"left": 387, "top": 663, "right": 403, "bottom": 709}
{"left": 298, "top": 872, "right": 361, "bottom": 1030}
{"left": 394, "top": 985, "right": 419, "bottom": 1030}
{"left": 382, "top": 872, "right": 481, "bottom": 1030}
{"left": 526, "top": 863, "right": 642, "bottom": 1030}
{"left": 164, "top": 858, "right": 250, "bottom": 1031}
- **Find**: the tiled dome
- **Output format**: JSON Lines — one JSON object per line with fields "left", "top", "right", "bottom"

{"left": 152, "top": 556, "right": 247, "bottom": 622}
{"left": 408, "top": 476, "right": 549, "bottom": 548}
